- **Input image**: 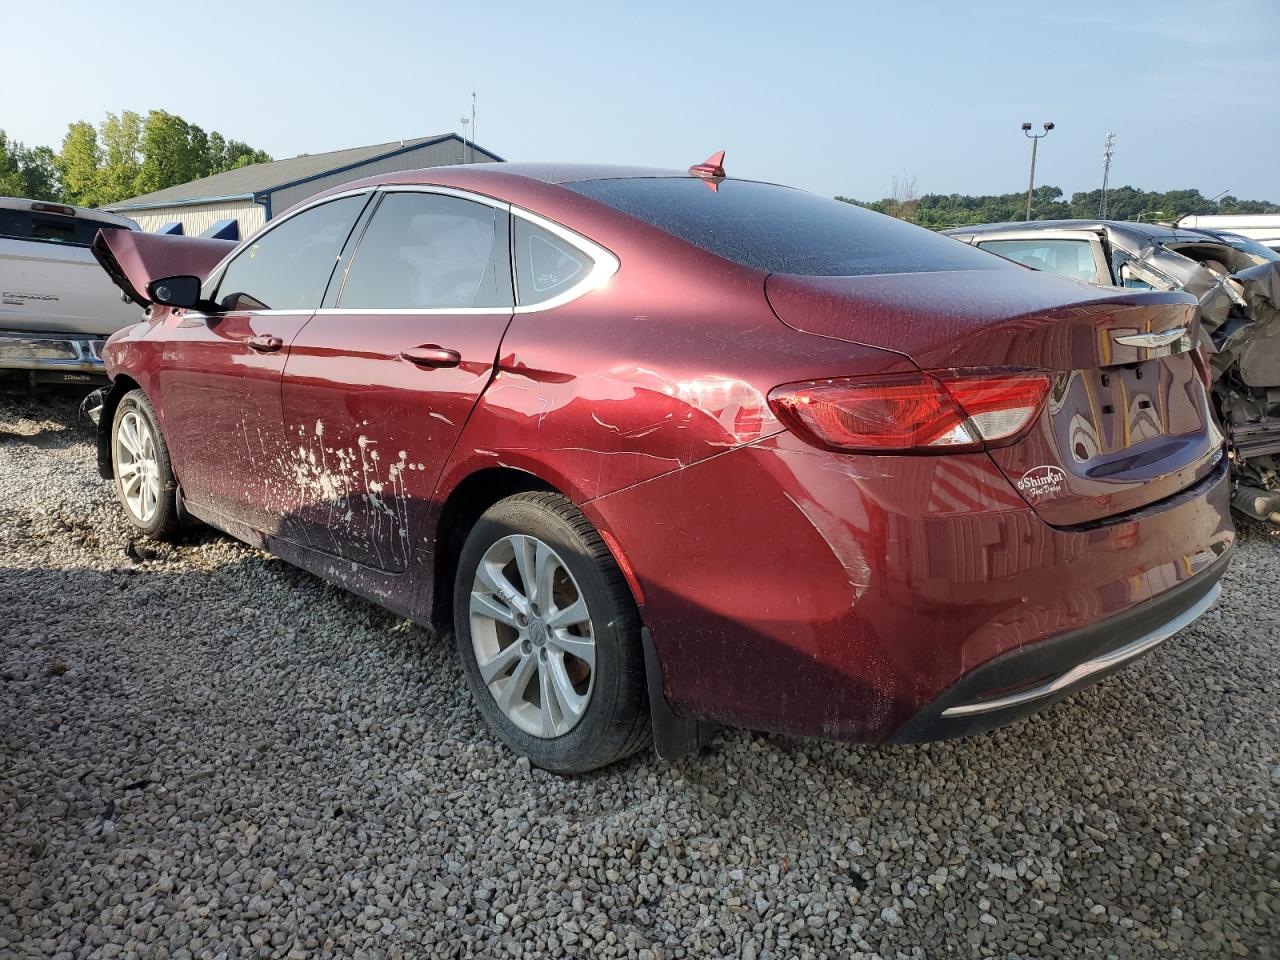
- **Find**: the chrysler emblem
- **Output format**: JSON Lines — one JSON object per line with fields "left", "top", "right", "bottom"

{"left": 1112, "top": 328, "right": 1187, "bottom": 349}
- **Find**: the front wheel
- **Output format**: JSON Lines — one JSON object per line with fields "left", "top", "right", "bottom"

{"left": 454, "top": 492, "right": 650, "bottom": 773}
{"left": 111, "top": 389, "right": 182, "bottom": 540}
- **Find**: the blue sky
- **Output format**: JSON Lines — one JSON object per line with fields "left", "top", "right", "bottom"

{"left": 7, "top": 0, "right": 1278, "bottom": 201}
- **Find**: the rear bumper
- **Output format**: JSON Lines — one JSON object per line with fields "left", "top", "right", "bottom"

{"left": 0, "top": 330, "right": 108, "bottom": 381}
{"left": 889, "top": 543, "right": 1230, "bottom": 741}
{"left": 587, "top": 431, "right": 1235, "bottom": 744}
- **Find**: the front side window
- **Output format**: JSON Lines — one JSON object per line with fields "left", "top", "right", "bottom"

{"left": 213, "top": 194, "right": 366, "bottom": 311}
{"left": 338, "top": 192, "right": 510, "bottom": 309}
{"left": 513, "top": 218, "right": 592, "bottom": 305}
{"left": 976, "top": 238, "right": 1102, "bottom": 284}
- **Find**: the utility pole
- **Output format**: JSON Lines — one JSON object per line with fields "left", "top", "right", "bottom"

{"left": 1100, "top": 132, "right": 1116, "bottom": 218}
{"left": 471, "top": 90, "right": 477, "bottom": 162}
{"left": 1021, "top": 121, "right": 1055, "bottom": 221}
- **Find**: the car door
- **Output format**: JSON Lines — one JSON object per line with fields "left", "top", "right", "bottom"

{"left": 157, "top": 193, "right": 371, "bottom": 531}
{"left": 278, "top": 188, "right": 514, "bottom": 571}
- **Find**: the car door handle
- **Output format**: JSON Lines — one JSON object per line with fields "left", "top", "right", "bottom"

{"left": 245, "top": 334, "right": 283, "bottom": 353}
{"left": 400, "top": 345, "right": 461, "bottom": 368}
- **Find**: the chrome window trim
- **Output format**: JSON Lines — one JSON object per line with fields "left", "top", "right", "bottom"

{"left": 940, "top": 582, "right": 1221, "bottom": 718}
{"left": 507, "top": 206, "right": 620, "bottom": 313}
{"left": 198, "top": 182, "right": 619, "bottom": 318}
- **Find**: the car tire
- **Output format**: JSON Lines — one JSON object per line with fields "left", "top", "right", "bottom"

{"left": 111, "top": 388, "right": 182, "bottom": 541}
{"left": 454, "top": 492, "right": 650, "bottom": 773}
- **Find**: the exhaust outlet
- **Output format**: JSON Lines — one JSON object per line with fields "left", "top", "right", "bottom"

{"left": 1232, "top": 485, "right": 1280, "bottom": 524}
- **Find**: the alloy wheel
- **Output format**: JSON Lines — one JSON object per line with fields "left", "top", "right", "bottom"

{"left": 469, "top": 534, "right": 596, "bottom": 738}
{"left": 115, "top": 409, "right": 162, "bottom": 523}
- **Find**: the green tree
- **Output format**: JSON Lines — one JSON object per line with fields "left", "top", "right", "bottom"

{"left": 136, "top": 110, "right": 205, "bottom": 194}
{"left": 219, "top": 139, "right": 272, "bottom": 172}
{"left": 841, "top": 183, "right": 1279, "bottom": 229}
{"left": 0, "top": 130, "right": 62, "bottom": 201}
{"left": 58, "top": 121, "right": 102, "bottom": 206}
{"left": 98, "top": 111, "right": 144, "bottom": 204}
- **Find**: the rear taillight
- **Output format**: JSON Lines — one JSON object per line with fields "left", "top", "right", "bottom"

{"left": 768, "top": 370, "right": 1051, "bottom": 455}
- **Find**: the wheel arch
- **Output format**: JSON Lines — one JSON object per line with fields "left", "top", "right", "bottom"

{"left": 429, "top": 466, "right": 561, "bottom": 634}
{"left": 428, "top": 465, "right": 647, "bottom": 636}
{"left": 96, "top": 375, "right": 142, "bottom": 480}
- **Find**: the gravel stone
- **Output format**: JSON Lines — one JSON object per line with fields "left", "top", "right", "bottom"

{"left": 1, "top": 394, "right": 1277, "bottom": 958}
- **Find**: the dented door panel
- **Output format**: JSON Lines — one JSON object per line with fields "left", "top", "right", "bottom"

{"left": 279, "top": 309, "right": 512, "bottom": 572}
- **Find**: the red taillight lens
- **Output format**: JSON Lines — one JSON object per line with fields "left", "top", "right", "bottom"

{"left": 768, "top": 371, "right": 1051, "bottom": 454}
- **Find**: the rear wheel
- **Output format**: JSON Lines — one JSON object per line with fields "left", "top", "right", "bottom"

{"left": 454, "top": 492, "right": 650, "bottom": 773}
{"left": 111, "top": 389, "right": 181, "bottom": 540}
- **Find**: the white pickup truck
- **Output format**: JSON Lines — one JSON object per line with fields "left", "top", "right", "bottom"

{"left": 0, "top": 197, "right": 143, "bottom": 388}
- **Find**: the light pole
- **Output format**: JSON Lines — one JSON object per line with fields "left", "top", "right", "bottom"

{"left": 1099, "top": 132, "right": 1115, "bottom": 218}
{"left": 460, "top": 117, "right": 470, "bottom": 163}
{"left": 1022, "top": 121, "right": 1054, "bottom": 221}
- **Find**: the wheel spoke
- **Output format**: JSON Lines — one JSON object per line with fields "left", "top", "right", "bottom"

{"left": 123, "top": 471, "right": 142, "bottom": 497}
{"left": 477, "top": 639, "right": 523, "bottom": 684}
{"left": 538, "top": 663, "right": 558, "bottom": 737}
{"left": 547, "top": 596, "right": 589, "bottom": 630}
{"left": 532, "top": 540, "right": 556, "bottom": 609}
{"left": 496, "top": 652, "right": 538, "bottom": 713}
{"left": 549, "top": 628, "right": 595, "bottom": 667}
{"left": 471, "top": 590, "right": 520, "bottom": 629}
{"left": 512, "top": 535, "right": 538, "bottom": 605}
{"left": 475, "top": 560, "right": 529, "bottom": 616}
{"left": 118, "top": 421, "right": 140, "bottom": 458}
{"left": 547, "top": 653, "right": 587, "bottom": 723}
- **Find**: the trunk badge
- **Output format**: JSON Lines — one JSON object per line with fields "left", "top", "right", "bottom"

{"left": 1112, "top": 328, "right": 1187, "bottom": 349}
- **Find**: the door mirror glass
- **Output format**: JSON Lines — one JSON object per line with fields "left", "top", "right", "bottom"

{"left": 147, "top": 275, "right": 203, "bottom": 308}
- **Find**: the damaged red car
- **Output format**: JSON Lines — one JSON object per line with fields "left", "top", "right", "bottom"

{"left": 88, "top": 159, "right": 1233, "bottom": 772}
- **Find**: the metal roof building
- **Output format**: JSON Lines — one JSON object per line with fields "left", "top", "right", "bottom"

{"left": 103, "top": 133, "right": 501, "bottom": 239}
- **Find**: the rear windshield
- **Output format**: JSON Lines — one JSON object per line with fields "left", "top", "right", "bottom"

{"left": 0, "top": 208, "right": 123, "bottom": 246}
{"left": 564, "top": 178, "right": 1010, "bottom": 277}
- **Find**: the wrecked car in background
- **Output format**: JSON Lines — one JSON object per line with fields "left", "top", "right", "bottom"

{"left": 85, "top": 162, "right": 1232, "bottom": 773}
{"left": 0, "top": 197, "right": 142, "bottom": 390}
{"left": 947, "top": 220, "right": 1280, "bottom": 524}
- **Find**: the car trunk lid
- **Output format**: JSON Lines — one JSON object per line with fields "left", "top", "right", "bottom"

{"left": 766, "top": 269, "right": 1222, "bottom": 525}
{"left": 90, "top": 229, "right": 235, "bottom": 307}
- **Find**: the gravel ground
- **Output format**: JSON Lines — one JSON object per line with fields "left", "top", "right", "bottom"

{"left": 1, "top": 393, "right": 1277, "bottom": 960}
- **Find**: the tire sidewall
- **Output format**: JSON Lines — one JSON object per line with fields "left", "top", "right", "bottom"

{"left": 453, "top": 496, "right": 641, "bottom": 772}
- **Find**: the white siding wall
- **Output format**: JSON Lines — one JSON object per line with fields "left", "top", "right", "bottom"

{"left": 125, "top": 200, "right": 265, "bottom": 238}
{"left": 268, "top": 140, "right": 497, "bottom": 214}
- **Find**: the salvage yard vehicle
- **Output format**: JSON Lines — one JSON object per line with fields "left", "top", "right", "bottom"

{"left": 1173, "top": 214, "right": 1280, "bottom": 253}
{"left": 947, "top": 220, "right": 1280, "bottom": 524}
{"left": 88, "top": 159, "right": 1233, "bottom": 772}
{"left": 0, "top": 198, "right": 143, "bottom": 389}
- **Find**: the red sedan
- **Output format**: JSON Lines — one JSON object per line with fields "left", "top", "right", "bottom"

{"left": 90, "top": 158, "right": 1233, "bottom": 772}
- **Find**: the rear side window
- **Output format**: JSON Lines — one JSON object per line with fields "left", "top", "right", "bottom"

{"left": 977, "top": 238, "right": 1102, "bottom": 284}
{"left": 213, "top": 194, "right": 366, "bottom": 311}
{"left": 0, "top": 209, "right": 125, "bottom": 246}
{"left": 564, "top": 178, "right": 1009, "bottom": 277}
{"left": 338, "top": 192, "right": 511, "bottom": 309}
{"left": 513, "top": 219, "right": 592, "bottom": 305}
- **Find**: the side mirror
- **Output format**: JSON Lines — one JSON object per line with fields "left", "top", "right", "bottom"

{"left": 147, "top": 275, "right": 203, "bottom": 309}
